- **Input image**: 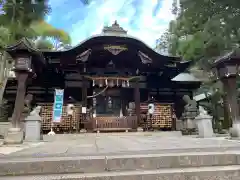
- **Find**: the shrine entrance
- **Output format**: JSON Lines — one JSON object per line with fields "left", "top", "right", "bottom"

{"left": 4, "top": 21, "right": 201, "bottom": 134}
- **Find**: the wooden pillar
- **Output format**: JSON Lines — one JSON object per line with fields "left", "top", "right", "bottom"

{"left": 81, "top": 77, "right": 88, "bottom": 131}
{"left": 11, "top": 72, "right": 28, "bottom": 128}
{"left": 82, "top": 77, "right": 87, "bottom": 107}
{"left": 120, "top": 89, "right": 126, "bottom": 116}
{"left": 223, "top": 94, "right": 231, "bottom": 129}
{"left": 172, "top": 89, "right": 177, "bottom": 131}
{"left": 134, "top": 81, "right": 140, "bottom": 126}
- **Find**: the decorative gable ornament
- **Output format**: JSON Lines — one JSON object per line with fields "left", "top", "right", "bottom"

{"left": 104, "top": 45, "right": 127, "bottom": 55}
{"left": 76, "top": 49, "right": 92, "bottom": 63}
{"left": 138, "top": 51, "right": 152, "bottom": 64}
{"left": 102, "top": 20, "right": 127, "bottom": 35}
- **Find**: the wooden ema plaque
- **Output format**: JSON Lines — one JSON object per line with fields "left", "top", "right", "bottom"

{"left": 40, "top": 103, "right": 84, "bottom": 132}
{"left": 140, "top": 103, "right": 173, "bottom": 129}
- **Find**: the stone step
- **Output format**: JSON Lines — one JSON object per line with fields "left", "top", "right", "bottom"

{"left": 1, "top": 165, "right": 240, "bottom": 180}
{"left": 0, "top": 152, "right": 239, "bottom": 176}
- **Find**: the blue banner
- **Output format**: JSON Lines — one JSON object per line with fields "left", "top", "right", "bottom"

{"left": 53, "top": 89, "right": 64, "bottom": 123}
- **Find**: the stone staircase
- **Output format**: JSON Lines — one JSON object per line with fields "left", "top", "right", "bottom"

{"left": 0, "top": 151, "right": 240, "bottom": 179}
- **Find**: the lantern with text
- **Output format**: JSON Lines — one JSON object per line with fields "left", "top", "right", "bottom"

{"left": 15, "top": 56, "right": 32, "bottom": 71}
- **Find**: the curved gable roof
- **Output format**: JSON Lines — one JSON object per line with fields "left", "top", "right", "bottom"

{"left": 43, "top": 21, "right": 187, "bottom": 64}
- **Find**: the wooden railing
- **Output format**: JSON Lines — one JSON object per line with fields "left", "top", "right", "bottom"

{"left": 92, "top": 116, "right": 138, "bottom": 132}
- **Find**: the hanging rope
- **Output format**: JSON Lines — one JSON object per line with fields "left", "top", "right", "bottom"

{"left": 87, "top": 86, "right": 108, "bottom": 98}
{"left": 84, "top": 75, "right": 140, "bottom": 81}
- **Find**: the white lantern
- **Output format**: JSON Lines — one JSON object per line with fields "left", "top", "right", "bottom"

{"left": 67, "top": 104, "right": 75, "bottom": 116}
{"left": 148, "top": 103, "right": 155, "bottom": 115}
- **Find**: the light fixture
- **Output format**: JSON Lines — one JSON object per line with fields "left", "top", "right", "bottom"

{"left": 92, "top": 79, "right": 95, "bottom": 86}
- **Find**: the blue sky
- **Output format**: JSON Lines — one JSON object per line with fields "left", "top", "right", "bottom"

{"left": 47, "top": 0, "right": 175, "bottom": 47}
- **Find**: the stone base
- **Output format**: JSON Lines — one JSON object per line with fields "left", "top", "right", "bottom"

{"left": 80, "top": 129, "right": 87, "bottom": 133}
{"left": 40, "top": 133, "right": 43, "bottom": 140}
{"left": 229, "top": 122, "right": 240, "bottom": 138}
{"left": 183, "top": 119, "right": 196, "bottom": 129}
{"left": 3, "top": 128, "right": 24, "bottom": 145}
{"left": 137, "top": 127, "right": 143, "bottom": 132}
{"left": 196, "top": 119, "right": 214, "bottom": 138}
{"left": 24, "top": 116, "right": 41, "bottom": 142}
{"left": 176, "top": 120, "right": 183, "bottom": 131}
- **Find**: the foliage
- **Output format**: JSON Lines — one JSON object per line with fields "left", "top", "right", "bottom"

{"left": 0, "top": 0, "right": 50, "bottom": 42}
{"left": 0, "top": 0, "right": 71, "bottom": 48}
{"left": 157, "top": 0, "right": 240, "bottom": 70}
{"left": 35, "top": 38, "right": 54, "bottom": 50}
{"left": 155, "top": 0, "right": 240, "bottom": 127}
{"left": 31, "top": 21, "right": 71, "bottom": 45}
{"left": 0, "top": 0, "right": 71, "bottom": 108}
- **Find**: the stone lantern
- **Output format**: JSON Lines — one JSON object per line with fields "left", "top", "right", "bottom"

{"left": 212, "top": 49, "right": 240, "bottom": 137}
{"left": 3, "top": 38, "right": 45, "bottom": 144}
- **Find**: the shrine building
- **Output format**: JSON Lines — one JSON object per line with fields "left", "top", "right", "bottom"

{"left": 4, "top": 21, "right": 201, "bottom": 133}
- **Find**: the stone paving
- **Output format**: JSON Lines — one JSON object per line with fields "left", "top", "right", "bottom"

{"left": 0, "top": 132, "right": 240, "bottom": 158}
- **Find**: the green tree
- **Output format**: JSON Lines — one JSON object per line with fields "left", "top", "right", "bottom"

{"left": 156, "top": 0, "right": 240, "bottom": 129}
{"left": 158, "top": 0, "right": 240, "bottom": 63}
{"left": 0, "top": 0, "right": 71, "bottom": 109}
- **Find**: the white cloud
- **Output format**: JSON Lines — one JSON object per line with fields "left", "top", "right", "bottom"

{"left": 156, "top": 0, "right": 175, "bottom": 21}
{"left": 67, "top": 0, "right": 175, "bottom": 47}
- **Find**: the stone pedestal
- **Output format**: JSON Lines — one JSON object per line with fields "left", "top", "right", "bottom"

{"left": 80, "top": 129, "right": 87, "bottom": 133}
{"left": 137, "top": 127, "right": 143, "bottom": 132}
{"left": 195, "top": 114, "right": 214, "bottom": 138}
{"left": 24, "top": 114, "right": 42, "bottom": 141}
{"left": 4, "top": 128, "right": 24, "bottom": 144}
{"left": 229, "top": 122, "right": 240, "bottom": 138}
{"left": 176, "top": 120, "right": 183, "bottom": 131}
{"left": 183, "top": 119, "right": 196, "bottom": 129}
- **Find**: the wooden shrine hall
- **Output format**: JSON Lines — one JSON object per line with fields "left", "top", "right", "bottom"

{"left": 4, "top": 21, "right": 201, "bottom": 133}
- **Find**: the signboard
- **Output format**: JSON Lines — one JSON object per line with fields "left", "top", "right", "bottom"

{"left": 53, "top": 89, "right": 64, "bottom": 123}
